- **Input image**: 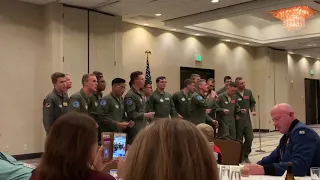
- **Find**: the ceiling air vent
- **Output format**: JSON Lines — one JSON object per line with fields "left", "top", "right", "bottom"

{"left": 314, "top": 0, "right": 320, "bottom": 4}
{"left": 129, "top": 15, "right": 157, "bottom": 21}
{"left": 93, "top": 0, "right": 120, "bottom": 9}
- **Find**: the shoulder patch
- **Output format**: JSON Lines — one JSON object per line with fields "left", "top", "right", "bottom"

{"left": 100, "top": 99, "right": 107, "bottom": 107}
{"left": 126, "top": 98, "right": 133, "bottom": 105}
{"left": 45, "top": 102, "right": 51, "bottom": 108}
{"left": 197, "top": 95, "right": 203, "bottom": 100}
{"left": 73, "top": 101, "right": 80, "bottom": 108}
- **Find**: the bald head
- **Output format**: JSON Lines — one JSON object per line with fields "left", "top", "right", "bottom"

{"left": 271, "top": 103, "right": 295, "bottom": 134}
{"left": 271, "top": 103, "right": 294, "bottom": 115}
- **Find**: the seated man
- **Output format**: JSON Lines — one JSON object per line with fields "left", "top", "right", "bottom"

{"left": 247, "top": 103, "right": 320, "bottom": 176}
{"left": 196, "top": 123, "right": 222, "bottom": 164}
{"left": 0, "top": 152, "right": 35, "bottom": 180}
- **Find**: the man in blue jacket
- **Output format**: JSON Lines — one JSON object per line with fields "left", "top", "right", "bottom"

{"left": 247, "top": 103, "right": 320, "bottom": 176}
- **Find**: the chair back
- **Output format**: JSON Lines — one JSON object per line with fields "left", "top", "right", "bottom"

{"left": 213, "top": 138, "right": 243, "bottom": 165}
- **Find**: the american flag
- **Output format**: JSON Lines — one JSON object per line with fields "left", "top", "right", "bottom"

{"left": 145, "top": 56, "right": 152, "bottom": 84}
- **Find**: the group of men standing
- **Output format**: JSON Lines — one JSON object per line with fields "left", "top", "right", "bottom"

{"left": 42, "top": 71, "right": 256, "bottom": 162}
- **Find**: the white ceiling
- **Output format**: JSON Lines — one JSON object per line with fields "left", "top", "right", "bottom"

{"left": 19, "top": 0, "right": 320, "bottom": 58}
{"left": 20, "top": 0, "right": 254, "bottom": 19}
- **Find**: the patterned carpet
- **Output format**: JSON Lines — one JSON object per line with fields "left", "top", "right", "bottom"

{"left": 23, "top": 125, "right": 320, "bottom": 166}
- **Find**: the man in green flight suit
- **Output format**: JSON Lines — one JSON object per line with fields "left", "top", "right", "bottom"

{"left": 215, "top": 82, "right": 246, "bottom": 139}
{"left": 216, "top": 76, "right": 232, "bottom": 95}
{"left": 68, "top": 73, "right": 97, "bottom": 114}
{"left": 124, "top": 71, "right": 155, "bottom": 144}
{"left": 234, "top": 77, "right": 256, "bottom": 163}
{"left": 190, "top": 74, "right": 201, "bottom": 83}
{"left": 189, "top": 79, "right": 218, "bottom": 126}
{"left": 100, "top": 78, "right": 134, "bottom": 132}
{"left": 147, "top": 76, "right": 179, "bottom": 120}
{"left": 42, "top": 72, "right": 69, "bottom": 133}
{"left": 207, "top": 78, "right": 218, "bottom": 119}
{"left": 87, "top": 71, "right": 106, "bottom": 144}
{"left": 172, "top": 79, "right": 194, "bottom": 121}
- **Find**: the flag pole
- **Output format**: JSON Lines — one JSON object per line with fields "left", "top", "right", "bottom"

{"left": 145, "top": 50, "right": 151, "bottom": 58}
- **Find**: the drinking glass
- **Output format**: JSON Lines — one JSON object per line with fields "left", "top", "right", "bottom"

{"left": 230, "top": 166, "right": 241, "bottom": 180}
{"left": 310, "top": 167, "right": 320, "bottom": 180}
{"left": 220, "top": 165, "right": 230, "bottom": 180}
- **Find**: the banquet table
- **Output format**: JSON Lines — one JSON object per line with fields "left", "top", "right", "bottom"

{"left": 241, "top": 175, "right": 310, "bottom": 180}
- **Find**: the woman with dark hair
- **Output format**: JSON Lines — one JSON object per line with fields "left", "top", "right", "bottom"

{"left": 30, "top": 112, "right": 115, "bottom": 180}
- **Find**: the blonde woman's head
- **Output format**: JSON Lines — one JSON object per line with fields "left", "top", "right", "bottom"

{"left": 123, "top": 118, "right": 218, "bottom": 180}
{"left": 196, "top": 123, "right": 214, "bottom": 142}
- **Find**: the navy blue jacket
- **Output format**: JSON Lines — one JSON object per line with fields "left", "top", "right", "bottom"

{"left": 257, "top": 120, "right": 320, "bottom": 176}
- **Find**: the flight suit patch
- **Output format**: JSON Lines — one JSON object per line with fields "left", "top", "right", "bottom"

{"left": 160, "top": 99, "right": 164, "bottom": 102}
{"left": 100, "top": 100, "right": 107, "bottom": 107}
{"left": 225, "top": 101, "right": 228, "bottom": 104}
{"left": 197, "top": 96, "right": 203, "bottom": 100}
{"left": 95, "top": 102, "right": 98, "bottom": 107}
{"left": 85, "top": 105, "right": 88, "bottom": 109}
{"left": 181, "top": 98, "right": 186, "bottom": 101}
{"left": 73, "top": 101, "right": 80, "bottom": 108}
{"left": 126, "top": 99, "right": 133, "bottom": 105}
{"left": 215, "top": 97, "right": 219, "bottom": 101}
{"left": 45, "top": 102, "right": 51, "bottom": 108}
{"left": 238, "top": 98, "right": 242, "bottom": 101}
{"left": 59, "top": 105, "right": 62, "bottom": 108}
{"left": 165, "top": 98, "right": 169, "bottom": 101}
{"left": 63, "top": 102, "right": 68, "bottom": 106}
{"left": 231, "top": 100, "right": 235, "bottom": 104}
{"left": 115, "top": 105, "right": 119, "bottom": 109}
{"left": 244, "top": 96, "right": 249, "bottom": 99}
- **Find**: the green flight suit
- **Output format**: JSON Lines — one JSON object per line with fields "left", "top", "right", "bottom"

{"left": 215, "top": 92, "right": 241, "bottom": 139}
{"left": 147, "top": 89, "right": 178, "bottom": 120}
{"left": 88, "top": 92, "right": 103, "bottom": 144}
{"left": 216, "top": 86, "right": 226, "bottom": 95}
{"left": 88, "top": 92, "right": 103, "bottom": 121}
{"left": 144, "top": 95, "right": 152, "bottom": 124}
{"left": 68, "top": 89, "right": 90, "bottom": 114}
{"left": 208, "top": 95, "right": 219, "bottom": 120}
{"left": 42, "top": 89, "right": 69, "bottom": 133}
{"left": 124, "top": 87, "right": 147, "bottom": 144}
{"left": 234, "top": 89, "right": 256, "bottom": 160}
{"left": 172, "top": 90, "right": 192, "bottom": 120}
{"left": 100, "top": 93, "right": 127, "bottom": 132}
{"left": 189, "top": 92, "right": 215, "bottom": 125}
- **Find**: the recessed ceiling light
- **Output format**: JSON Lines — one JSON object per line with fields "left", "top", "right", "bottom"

{"left": 245, "top": 43, "right": 250, "bottom": 45}
{"left": 211, "top": 0, "right": 219, "bottom": 3}
{"left": 225, "top": 39, "right": 231, "bottom": 42}
{"left": 195, "top": 33, "right": 201, "bottom": 36}
{"left": 155, "top": 13, "right": 162, "bottom": 16}
{"left": 144, "top": 23, "right": 149, "bottom": 26}
{"left": 172, "top": 29, "right": 177, "bottom": 31}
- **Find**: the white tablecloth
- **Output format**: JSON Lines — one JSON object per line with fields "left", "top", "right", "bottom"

{"left": 242, "top": 175, "right": 310, "bottom": 180}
